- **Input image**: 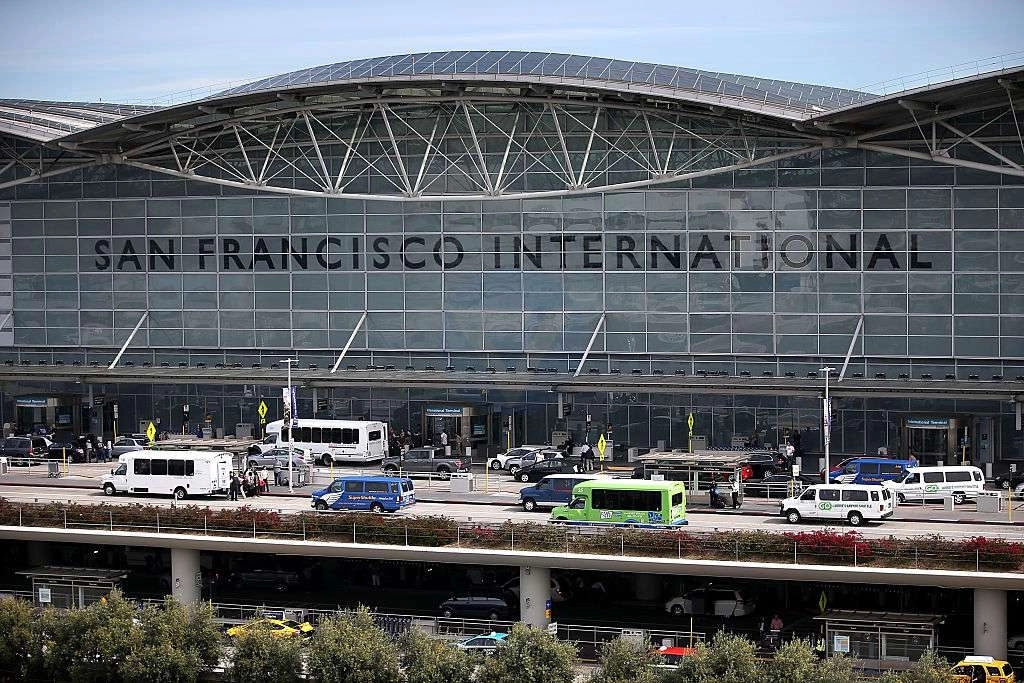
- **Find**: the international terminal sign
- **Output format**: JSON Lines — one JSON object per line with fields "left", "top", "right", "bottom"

{"left": 89, "top": 231, "right": 935, "bottom": 272}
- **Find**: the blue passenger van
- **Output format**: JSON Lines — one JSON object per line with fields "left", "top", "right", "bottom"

{"left": 518, "top": 473, "right": 608, "bottom": 512}
{"left": 311, "top": 476, "right": 415, "bottom": 512}
{"left": 827, "top": 458, "right": 911, "bottom": 485}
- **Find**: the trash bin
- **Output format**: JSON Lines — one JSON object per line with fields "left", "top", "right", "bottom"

{"left": 0, "top": 457, "right": 7, "bottom": 475}
{"left": 943, "top": 495, "right": 955, "bottom": 512}
{"left": 47, "top": 460, "right": 61, "bottom": 478}
{"left": 235, "top": 423, "right": 253, "bottom": 439}
{"left": 976, "top": 490, "right": 1001, "bottom": 513}
{"left": 449, "top": 472, "right": 474, "bottom": 493}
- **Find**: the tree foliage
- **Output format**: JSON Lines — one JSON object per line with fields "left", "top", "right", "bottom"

{"left": 887, "top": 650, "right": 954, "bottom": 683}
{"left": 398, "top": 626, "right": 475, "bottom": 683}
{"left": 590, "top": 636, "right": 660, "bottom": 683}
{"left": 307, "top": 606, "right": 401, "bottom": 683}
{"left": 763, "top": 638, "right": 854, "bottom": 683}
{"left": 227, "top": 620, "right": 303, "bottom": 683}
{"left": 681, "top": 631, "right": 765, "bottom": 683}
{"left": 122, "top": 598, "right": 224, "bottom": 683}
{"left": 476, "top": 623, "right": 578, "bottom": 683}
{"left": 0, "top": 596, "right": 33, "bottom": 679}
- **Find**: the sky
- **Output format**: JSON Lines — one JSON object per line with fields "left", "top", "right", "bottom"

{"left": 1, "top": 0, "right": 1023, "bottom": 104}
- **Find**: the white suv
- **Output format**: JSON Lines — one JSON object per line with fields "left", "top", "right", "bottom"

{"left": 488, "top": 445, "right": 549, "bottom": 471}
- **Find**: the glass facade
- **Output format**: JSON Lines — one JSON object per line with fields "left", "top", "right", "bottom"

{"left": 0, "top": 103, "right": 1022, "bottom": 464}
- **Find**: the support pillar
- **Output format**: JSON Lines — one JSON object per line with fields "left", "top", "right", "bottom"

{"left": 634, "top": 573, "right": 661, "bottom": 602}
{"left": 974, "top": 588, "right": 1007, "bottom": 660}
{"left": 519, "top": 565, "right": 550, "bottom": 628}
{"left": 171, "top": 547, "right": 201, "bottom": 604}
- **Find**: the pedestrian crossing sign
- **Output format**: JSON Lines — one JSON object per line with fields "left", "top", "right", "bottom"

{"left": 597, "top": 434, "right": 607, "bottom": 459}
{"left": 258, "top": 400, "right": 268, "bottom": 419}
{"left": 146, "top": 421, "right": 156, "bottom": 442}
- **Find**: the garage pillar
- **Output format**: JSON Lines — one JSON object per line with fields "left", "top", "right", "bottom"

{"left": 974, "top": 588, "right": 1007, "bottom": 660}
{"left": 171, "top": 547, "right": 201, "bottom": 604}
{"left": 519, "top": 565, "right": 550, "bottom": 628}
{"left": 634, "top": 573, "right": 661, "bottom": 602}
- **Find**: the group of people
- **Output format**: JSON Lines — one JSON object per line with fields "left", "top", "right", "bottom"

{"left": 227, "top": 468, "right": 268, "bottom": 501}
{"left": 387, "top": 428, "right": 423, "bottom": 458}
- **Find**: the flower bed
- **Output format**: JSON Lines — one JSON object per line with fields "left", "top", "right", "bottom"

{"left": 0, "top": 498, "right": 1021, "bottom": 574}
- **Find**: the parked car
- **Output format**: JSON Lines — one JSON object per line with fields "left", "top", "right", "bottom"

{"left": 653, "top": 645, "right": 698, "bottom": 669}
{"left": 950, "top": 656, "right": 1016, "bottom": 683}
{"left": 439, "top": 593, "right": 517, "bottom": 620}
{"left": 742, "top": 474, "right": 815, "bottom": 498}
{"left": 501, "top": 574, "right": 570, "bottom": 603}
{"left": 245, "top": 447, "right": 310, "bottom": 472}
{"left": 226, "top": 618, "right": 314, "bottom": 639}
{"left": 0, "top": 435, "right": 52, "bottom": 462}
{"left": 455, "top": 631, "right": 508, "bottom": 655}
{"left": 518, "top": 474, "right": 609, "bottom": 511}
{"left": 46, "top": 438, "right": 85, "bottom": 462}
{"left": 381, "top": 446, "right": 468, "bottom": 479}
{"left": 512, "top": 458, "right": 580, "bottom": 482}
{"left": 110, "top": 436, "right": 149, "bottom": 457}
{"left": 744, "top": 451, "right": 789, "bottom": 478}
{"left": 994, "top": 471, "right": 1024, "bottom": 491}
{"left": 488, "top": 445, "right": 549, "bottom": 471}
{"left": 664, "top": 586, "right": 756, "bottom": 617}
{"left": 507, "top": 449, "right": 565, "bottom": 476}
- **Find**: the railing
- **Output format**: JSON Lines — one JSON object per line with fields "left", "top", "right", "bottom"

{"left": 1, "top": 499, "right": 1022, "bottom": 574}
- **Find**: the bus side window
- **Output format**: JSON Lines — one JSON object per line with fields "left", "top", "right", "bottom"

{"left": 134, "top": 459, "right": 151, "bottom": 475}
{"left": 185, "top": 460, "right": 194, "bottom": 476}
{"left": 152, "top": 459, "right": 168, "bottom": 476}
{"left": 344, "top": 481, "right": 363, "bottom": 493}
{"left": 311, "top": 428, "right": 322, "bottom": 443}
{"left": 799, "top": 489, "right": 816, "bottom": 501}
{"left": 330, "top": 429, "right": 342, "bottom": 443}
{"left": 280, "top": 428, "right": 289, "bottom": 442}
{"left": 671, "top": 492, "right": 683, "bottom": 507}
{"left": 168, "top": 460, "right": 185, "bottom": 476}
{"left": 368, "top": 430, "right": 381, "bottom": 442}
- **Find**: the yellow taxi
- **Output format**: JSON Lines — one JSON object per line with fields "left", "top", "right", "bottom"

{"left": 226, "top": 618, "right": 315, "bottom": 639}
{"left": 951, "top": 656, "right": 1015, "bottom": 683}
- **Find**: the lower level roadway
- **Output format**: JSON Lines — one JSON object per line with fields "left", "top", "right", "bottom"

{"left": 0, "top": 483, "right": 1019, "bottom": 541}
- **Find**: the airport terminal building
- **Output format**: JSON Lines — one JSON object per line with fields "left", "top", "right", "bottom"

{"left": 0, "top": 52, "right": 1022, "bottom": 465}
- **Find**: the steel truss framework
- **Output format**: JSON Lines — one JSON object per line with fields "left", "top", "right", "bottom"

{"left": 1, "top": 76, "right": 1023, "bottom": 197}
{"left": 847, "top": 80, "right": 1024, "bottom": 178}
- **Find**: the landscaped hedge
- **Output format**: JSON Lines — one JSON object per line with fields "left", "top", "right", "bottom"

{"left": 0, "top": 497, "right": 1020, "bottom": 573}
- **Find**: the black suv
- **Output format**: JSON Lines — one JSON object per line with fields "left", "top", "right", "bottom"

{"left": 744, "top": 451, "right": 789, "bottom": 479}
{"left": 994, "top": 469, "right": 1024, "bottom": 491}
{"left": 0, "top": 436, "right": 52, "bottom": 461}
{"left": 439, "top": 593, "right": 517, "bottom": 620}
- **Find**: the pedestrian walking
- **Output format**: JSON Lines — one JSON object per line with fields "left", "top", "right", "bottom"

{"left": 228, "top": 472, "right": 240, "bottom": 501}
{"left": 274, "top": 462, "right": 282, "bottom": 486}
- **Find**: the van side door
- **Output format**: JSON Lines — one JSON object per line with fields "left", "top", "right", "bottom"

{"left": 343, "top": 479, "right": 365, "bottom": 508}
{"left": 816, "top": 487, "right": 842, "bottom": 517}
{"left": 797, "top": 487, "right": 818, "bottom": 518}
{"left": 857, "top": 462, "right": 881, "bottom": 484}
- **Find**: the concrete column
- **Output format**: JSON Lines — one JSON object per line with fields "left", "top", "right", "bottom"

{"left": 519, "top": 565, "right": 550, "bottom": 627}
{"left": 974, "top": 588, "right": 1007, "bottom": 660}
{"left": 171, "top": 547, "right": 201, "bottom": 604}
{"left": 634, "top": 573, "right": 661, "bottom": 602}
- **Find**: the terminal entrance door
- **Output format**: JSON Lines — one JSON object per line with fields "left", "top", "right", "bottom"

{"left": 902, "top": 417, "right": 958, "bottom": 466}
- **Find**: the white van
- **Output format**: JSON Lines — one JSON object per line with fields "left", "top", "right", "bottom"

{"left": 882, "top": 466, "right": 985, "bottom": 504}
{"left": 780, "top": 483, "right": 894, "bottom": 526}
{"left": 102, "top": 450, "right": 233, "bottom": 500}
{"left": 260, "top": 419, "right": 388, "bottom": 465}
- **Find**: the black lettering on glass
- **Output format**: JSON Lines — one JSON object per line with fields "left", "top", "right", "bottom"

{"left": 253, "top": 238, "right": 275, "bottom": 270}
{"left": 222, "top": 238, "right": 247, "bottom": 270}
{"left": 117, "top": 240, "right": 143, "bottom": 271}
{"left": 435, "top": 236, "right": 464, "bottom": 269}
{"left": 909, "top": 234, "right": 933, "bottom": 269}
{"left": 729, "top": 233, "right": 750, "bottom": 268}
{"left": 516, "top": 235, "right": 542, "bottom": 269}
{"left": 148, "top": 239, "right": 175, "bottom": 271}
{"left": 582, "top": 235, "right": 602, "bottom": 268}
{"left": 493, "top": 235, "right": 502, "bottom": 270}
{"left": 317, "top": 237, "right": 342, "bottom": 270}
{"left": 780, "top": 235, "right": 813, "bottom": 268}
{"left": 372, "top": 237, "right": 390, "bottom": 269}
{"left": 649, "top": 235, "right": 681, "bottom": 269}
{"left": 94, "top": 239, "right": 110, "bottom": 271}
{"left": 402, "top": 236, "right": 426, "bottom": 269}
{"left": 825, "top": 233, "right": 858, "bottom": 269}
{"left": 289, "top": 237, "right": 308, "bottom": 270}
{"left": 616, "top": 235, "right": 640, "bottom": 269}
{"left": 198, "top": 238, "right": 215, "bottom": 270}
{"left": 689, "top": 234, "right": 723, "bottom": 270}
{"left": 867, "top": 233, "right": 900, "bottom": 270}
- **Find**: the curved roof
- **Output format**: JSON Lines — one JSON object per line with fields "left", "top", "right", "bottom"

{"left": 219, "top": 50, "right": 878, "bottom": 112}
{"left": 0, "top": 99, "right": 157, "bottom": 142}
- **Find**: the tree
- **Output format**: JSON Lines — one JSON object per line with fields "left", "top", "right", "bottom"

{"left": 398, "top": 626, "right": 474, "bottom": 683}
{"left": 590, "top": 636, "right": 660, "bottom": 683}
{"left": 121, "top": 598, "right": 224, "bottom": 683}
{"left": 0, "top": 596, "right": 33, "bottom": 680}
{"left": 306, "top": 607, "right": 401, "bottom": 683}
{"left": 476, "top": 623, "right": 578, "bottom": 683}
{"left": 685, "top": 631, "right": 764, "bottom": 683}
{"left": 227, "top": 620, "right": 303, "bottom": 683}
{"left": 892, "top": 650, "right": 954, "bottom": 683}
{"left": 762, "top": 638, "right": 854, "bottom": 683}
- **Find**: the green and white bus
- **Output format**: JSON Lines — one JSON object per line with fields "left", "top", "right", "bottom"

{"left": 550, "top": 479, "right": 688, "bottom": 527}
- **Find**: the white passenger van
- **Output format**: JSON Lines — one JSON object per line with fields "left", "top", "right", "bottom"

{"left": 260, "top": 419, "right": 388, "bottom": 466}
{"left": 882, "top": 465, "right": 985, "bottom": 504}
{"left": 101, "top": 450, "right": 233, "bottom": 500}
{"left": 780, "top": 483, "right": 894, "bottom": 526}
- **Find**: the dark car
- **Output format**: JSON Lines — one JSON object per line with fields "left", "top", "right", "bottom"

{"left": 742, "top": 474, "right": 816, "bottom": 498}
{"left": 512, "top": 458, "right": 580, "bottom": 483}
{"left": 994, "top": 470, "right": 1024, "bottom": 490}
{"left": 46, "top": 439, "right": 86, "bottom": 462}
{"left": 0, "top": 436, "right": 53, "bottom": 462}
{"left": 439, "top": 593, "right": 517, "bottom": 620}
{"left": 744, "top": 451, "right": 789, "bottom": 479}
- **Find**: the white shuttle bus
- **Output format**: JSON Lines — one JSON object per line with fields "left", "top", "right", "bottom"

{"left": 260, "top": 419, "right": 389, "bottom": 466}
{"left": 101, "top": 450, "right": 233, "bottom": 500}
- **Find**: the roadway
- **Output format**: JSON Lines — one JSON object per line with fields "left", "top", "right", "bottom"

{"left": 1, "top": 479, "right": 1021, "bottom": 541}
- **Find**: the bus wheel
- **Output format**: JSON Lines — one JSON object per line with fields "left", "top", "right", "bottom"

{"left": 785, "top": 509, "right": 801, "bottom": 524}
{"left": 370, "top": 502, "right": 385, "bottom": 514}
{"left": 319, "top": 453, "right": 333, "bottom": 467}
{"left": 847, "top": 511, "right": 864, "bottom": 526}
{"left": 315, "top": 500, "right": 328, "bottom": 511}
{"left": 173, "top": 487, "right": 187, "bottom": 501}
{"left": 103, "top": 483, "right": 116, "bottom": 496}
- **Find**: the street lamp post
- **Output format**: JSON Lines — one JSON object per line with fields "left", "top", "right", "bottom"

{"left": 281, "top": 358, "right": 298, "bottom": 493}
{"left": 820, "top": 366, "right": 835, "bottom": 483}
